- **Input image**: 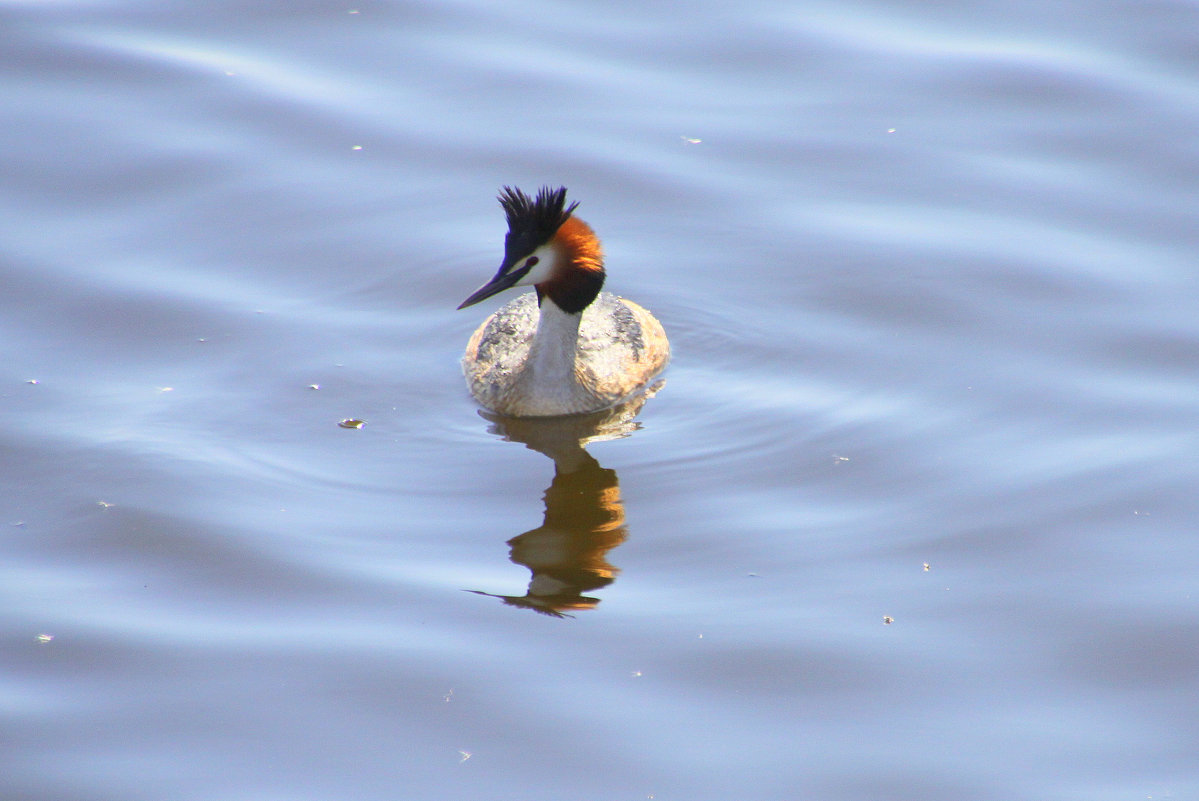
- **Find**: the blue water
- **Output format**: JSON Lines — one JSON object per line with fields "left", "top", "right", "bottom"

{"left": 3, "top": 1, "right": 1198, "bottom": 799}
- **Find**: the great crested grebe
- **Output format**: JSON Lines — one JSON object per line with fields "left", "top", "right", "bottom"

{"left": 457, "top": 186, "right": 669, "bottom": 417}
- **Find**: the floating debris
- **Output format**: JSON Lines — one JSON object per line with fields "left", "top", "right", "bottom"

{"left": 36, "top": 633, "right": 54, "bottom": 644}
{"left": 883, "top": 616, "right": 894, "bottom": 625}
{"left": 338, "top": 419, "right": 365, "bottom": 429}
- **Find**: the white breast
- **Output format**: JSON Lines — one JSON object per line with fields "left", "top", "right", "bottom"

{"left": 463, "top": 292, "right": 669, "bottom": 417}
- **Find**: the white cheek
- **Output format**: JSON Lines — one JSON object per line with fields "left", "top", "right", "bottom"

{"left": 514, "top": 244, "right": 556, "bottom": 286}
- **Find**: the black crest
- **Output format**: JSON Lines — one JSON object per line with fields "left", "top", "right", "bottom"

{"left": 499, "top": 186, "right": 579, "bottom": 262}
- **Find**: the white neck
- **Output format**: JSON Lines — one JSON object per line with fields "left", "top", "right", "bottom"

{"left": 524, "top": 297, "right": 584, "bottom": 404}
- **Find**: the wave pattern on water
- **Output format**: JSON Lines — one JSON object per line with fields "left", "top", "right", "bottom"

{"left": 2, "top": 0, "right": 1198, "bottom": 799}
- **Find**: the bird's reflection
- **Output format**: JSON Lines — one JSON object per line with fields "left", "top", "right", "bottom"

{"left": 468, "top": 387, "right": 659, "bottom": 617}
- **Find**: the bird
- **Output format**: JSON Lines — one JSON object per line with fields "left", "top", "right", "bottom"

{"left": 457, "top": 186, "right": 669, "bottom": 417}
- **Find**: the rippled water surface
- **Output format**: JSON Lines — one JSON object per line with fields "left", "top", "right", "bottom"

{"left": 3, "top": 1, "right": 1198, "bottom": 799}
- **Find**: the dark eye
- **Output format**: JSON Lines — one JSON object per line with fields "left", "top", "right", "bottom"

{"left": 525, "top": 257, "right": 539, "bottom": 268}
